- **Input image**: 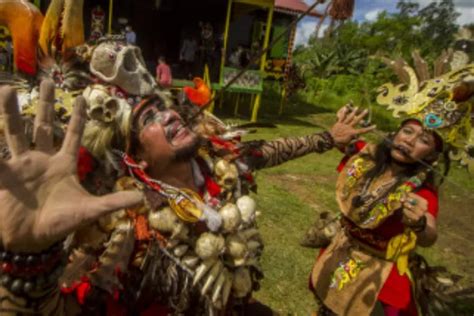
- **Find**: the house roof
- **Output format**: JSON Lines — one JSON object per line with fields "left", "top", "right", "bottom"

{"left": 274, "top": 0, "right": 323, "bottom": 17}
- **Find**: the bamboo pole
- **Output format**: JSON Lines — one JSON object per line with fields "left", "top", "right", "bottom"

{"left": 108, "top": 0, "right": 113, "bottom": 34}
{"left": 251, "top": 3, "right": 274, "bottom": 122}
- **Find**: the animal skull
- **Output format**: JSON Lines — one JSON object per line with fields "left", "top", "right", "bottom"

{"left": 148, "top": 206, "right": 189, "bottom": 241}
{"left": 83, "top": 85, "right": 125, "bottom": 123}
{"left": 90, "top": 41, "right": 156, "bottom": 96}
{"left": 214, "top": 160, "right": 239, "bottom": 192}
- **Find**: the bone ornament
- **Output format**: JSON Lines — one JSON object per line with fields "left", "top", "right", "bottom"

{"left": 98, "top": 209, "right": 128, "bottom": 233}
{"left": 236, "top": 195, "right": 257, "bottom": 225}
{"left": 89, "top": 41, "right": 157, "bottom": 96}
{"left": 83, "top": 85, "right": 127, "bottom": 123}
{"left": 195, "top": 233, "right": 225, "bottom": 261}
{"left": 225, "top": 234, "right": 249, "bottom": 266}
{"left": 231, "top": 267, "right": 252, "bottom": 298}
{"left": 182, "top": 255, "right": 200, "bottom": 269}
{"left": 148, "top": 206, "right": 189, "bottom": 241}
{"left": 219, "top": 203, "right": 242, "bottom": 233}
{"left": 214, "top": 159, "right": 239, "bottom": 192}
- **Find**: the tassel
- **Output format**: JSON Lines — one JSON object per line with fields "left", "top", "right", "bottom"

{"left": 329, "top": 0, "right": 355, "bottom": 20}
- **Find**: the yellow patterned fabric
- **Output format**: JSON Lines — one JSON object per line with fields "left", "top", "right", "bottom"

{"left": 386, "top": 229, "right": 417, "bottom": 276}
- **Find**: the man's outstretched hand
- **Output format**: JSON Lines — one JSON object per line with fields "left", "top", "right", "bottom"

{"left": 0, "top": 80, "right": 142, "bottom": 253}
{"left": 329, "top": 105, "right": 376, "bottom": 149}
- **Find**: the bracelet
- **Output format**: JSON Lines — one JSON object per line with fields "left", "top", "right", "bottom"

{"left": 320, "top": 131, "right": 335, "bottom": 151}
{"left": 406, "top": 215, "right": 427, "bottom": 233}
{"left": 0, "top": 242, "right": 67, "bottom": 295}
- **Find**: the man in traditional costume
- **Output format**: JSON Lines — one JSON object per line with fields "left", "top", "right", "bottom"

{"left": 0, "top": 76, "right": 373, "bottom": 314}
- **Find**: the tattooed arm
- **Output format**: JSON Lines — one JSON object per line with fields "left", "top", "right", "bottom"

{"left": 242, "top": 106, "right": 375, "bottom": 170}
{"left": 243, "top": 131, "right": 335, "bottom": 170}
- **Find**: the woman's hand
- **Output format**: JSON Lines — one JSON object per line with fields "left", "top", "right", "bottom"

{"left": 401, "top": 192, "right": 428, "bottom": 223}
{"left": 401, "top": 192, "right": 437, "bottom": 246}
{"left": 0, "top": 81, "right": 143, "bottom": 253}
{"left": 329, "top": 105, "right": 375, "bottom": 149}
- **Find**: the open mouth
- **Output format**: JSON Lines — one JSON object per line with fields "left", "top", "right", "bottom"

{"left": 165, "top": 119, "right": 187, "bottom": 142}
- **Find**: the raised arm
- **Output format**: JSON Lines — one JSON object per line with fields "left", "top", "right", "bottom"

{"left": 243, "top": 106, "right": 374, "bottom": 170}
{"left": 0, "top": 81, "right": 143, "bottom": 253}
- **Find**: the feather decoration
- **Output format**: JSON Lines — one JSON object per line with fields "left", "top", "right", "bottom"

{"left": 412, "top": 50, "right": 430, "bottom": 82}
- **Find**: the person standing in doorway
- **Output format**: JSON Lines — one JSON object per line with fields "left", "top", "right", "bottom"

{"left": 155, "top": 56, "right": 173, "bottom": 88}
{"left": 125, "top": 25, "right": 136, "bottom": 45}
{"left": 180, "top": 36, "right": 198, "bottom": 79}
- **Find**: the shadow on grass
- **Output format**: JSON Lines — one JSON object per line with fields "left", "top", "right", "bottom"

{"left": 213, "top": 82, "right": 333, "bottom": 128}
{"left": 212, "top": 81, "right": 400, "bottom": 132}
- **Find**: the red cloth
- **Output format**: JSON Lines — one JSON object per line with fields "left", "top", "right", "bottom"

{"left": 60, "top": 276, "right": 92, "bottom": 305}
{"left": 77, "top": 146, "right": 95, "bottom": 181}
{"left": 336, "top": 140, "right": 367, "bottom": 172}
{"left": 155, "top": 63, "right": 172, "bottom": 87}
{"left": 204, "top": 174, "right": 221, "bottom": 197}
{"left": 331, "top": 141, "right": 439, "bottom": 313}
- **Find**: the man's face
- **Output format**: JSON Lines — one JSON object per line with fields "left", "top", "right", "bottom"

{"left": 391, "top": 121, "right": 438, "bottom": 164}
{"left": 134, "top": 105, "right": 198, "bottom": 167}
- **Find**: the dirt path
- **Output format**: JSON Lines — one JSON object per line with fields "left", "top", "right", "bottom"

{"left": 436, "top": 194, "right": 474, "bottom": 287}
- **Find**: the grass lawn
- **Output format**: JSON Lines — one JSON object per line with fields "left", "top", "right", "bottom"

{"left": 215, "top": 91, "right": 474, "bottom": 315}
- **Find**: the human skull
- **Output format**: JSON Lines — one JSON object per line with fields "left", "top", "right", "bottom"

{"left": 90, "top": 41, "right": 156, "bottom": 96}
{"left": 83, "top": 85, "right": 125, "bottom": 123}
{"left": 214, "top": 160, "right": 239, "bottom": 191}
{"left": 195, "top": 233, "right": 225, "bottom": 261}
{"left": 219, "top": 203, "right": 241, "bottom": 233}
{"left": 236, "top": 196, "right": 256, "bottom": 225}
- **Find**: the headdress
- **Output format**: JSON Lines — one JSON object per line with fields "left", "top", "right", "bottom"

{"left": 377, "top": 51, "right": 474, "bottom": 172}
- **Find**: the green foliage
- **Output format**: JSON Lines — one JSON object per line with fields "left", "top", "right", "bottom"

{"left": 291, "top": 0, "right": 461, "bottom": 131}
{"left": 418, "top": 0, "right": 460, "bottom": 54}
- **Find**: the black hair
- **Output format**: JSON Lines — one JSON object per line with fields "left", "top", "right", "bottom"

{"left": 126, "top": 96, "right": 167, "bottom": 156}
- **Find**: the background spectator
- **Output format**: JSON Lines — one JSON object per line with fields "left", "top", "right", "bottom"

{"left": 155, "top": 56, "right": 173, "bottom": 88}
{"left": 125, "top": 25, "right": 136, "bottom": 45}
{"left": 180, "top": 36, "right": 198, "bottom": 79}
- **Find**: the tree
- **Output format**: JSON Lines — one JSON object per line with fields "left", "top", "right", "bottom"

{"left": 397, "top": 0, "right": 419, "bottom": 17}
{"left": 418, "top": 0, "right": 460, "bottom": 54}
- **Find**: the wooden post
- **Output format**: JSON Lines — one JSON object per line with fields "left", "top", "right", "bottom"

{"left": 234, "top": 93, "right": 241, "bottom": 116}
{"left": 219, "top": 0, "right": 233, "bottom": 84}
{"left": 108, "top": 0, "right": 114, "bottom": 34}
{"left": 280, "top": 23, "right": 297, "bottom": 115}
{"left": 251, "top": 3, "right": 274, "bottom": 122}
{"left": 251, "top": 94, "right": 261, "bottom": 122}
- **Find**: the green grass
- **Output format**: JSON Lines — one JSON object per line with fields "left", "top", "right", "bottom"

{"left": 242, "top": 122, "right": 341, "bottom": 314}
{"left": 215, "top": 87, "right": 474, "bottom": 314}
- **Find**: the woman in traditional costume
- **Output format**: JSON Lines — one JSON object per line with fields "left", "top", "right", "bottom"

{"left": 310, "top": 66, "right": 474, "bottom": 316}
